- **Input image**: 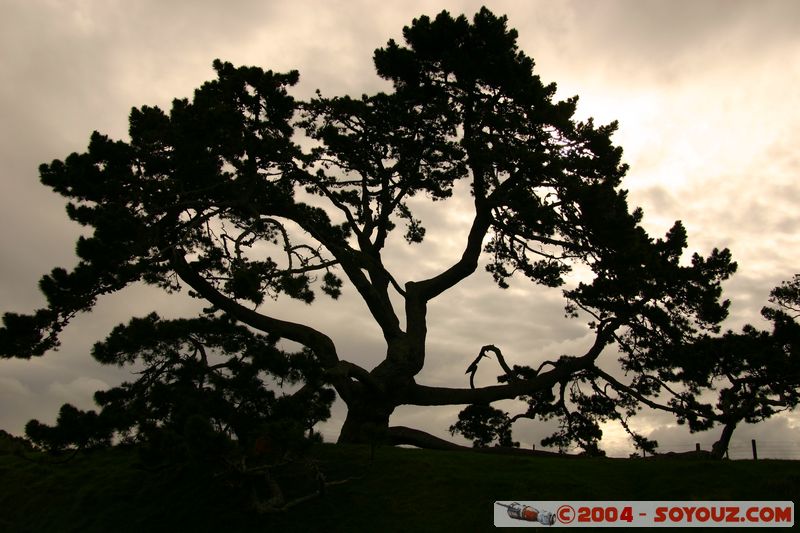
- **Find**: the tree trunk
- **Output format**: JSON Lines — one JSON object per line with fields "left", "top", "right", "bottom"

{"left": 710, "top": 421, "right": 738, "bottom": 459}
{"left": 337, "top": 400, "right": 394, "bottom": 444}
{"left": 335, "top": 342, "right": 419, "bottom": 444}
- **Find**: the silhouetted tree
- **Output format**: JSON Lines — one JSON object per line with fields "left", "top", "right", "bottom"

{"left": 449, "top": 403, "right": 518, "bottom": 448}
{"left": 0, "top": 8, "right": 735, "bottom": 448}
{"left": 26, "top": 403, "right": 113, "bottom": 452}
{"left": 678, "top": 276, "right": 800, "bottom": 458}
{"left": 24, "top": 313, "right": 334, "bottom": 510}
{"left": 26, "top": 313, "right": 333, "bottom": 451}
{"left": 529, "top": 276, "right": 800, "bottom": 459}
{"left": 0, "top": 429, "right": 35, "bottom": 455}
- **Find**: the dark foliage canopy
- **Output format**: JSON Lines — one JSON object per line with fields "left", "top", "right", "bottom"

{"left": 1, "top": 8, "right": 746, "bottom": 453}
{"left": 25, "top": 313, "right": 333, "bottom": 462}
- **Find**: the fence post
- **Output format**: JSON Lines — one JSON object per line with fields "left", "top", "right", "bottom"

{"left": 751, "top": 439, "right": 758, "bottom": 460}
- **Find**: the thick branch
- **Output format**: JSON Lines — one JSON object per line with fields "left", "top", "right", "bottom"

{"left": 170, "top": 250, "right": 339, "bottom": 368}
{"left": 262, "top": 205, "right": 403, "bottom": 341}
{"left": 328, "top": 360, "right": 385, "bottom": 395}
{"left": 372, "top": 183, "right": 410, "bottom": 250}
{"left": 482, "top": 345, "right": 518, "bottom": 381}
{"left": 334, "top": 253, "right": 403, "bottom": 340}
{"left": 590, "top": 366, "right": 721, "bottom": 423}
{"left": 409, "top": 368, "right": 567, "bottom": 406}
{"left": 465, "top": 345, "right": 519, "bottom": 388}
{"left": 403, "top": 209, "right": 492, "bottom": 371}
{"left": 413, "top": 209, "right": 492, "bottom": 302}
{"left": 306, "top": 178, "right": 364, "bottom": 240}
{"left": 408, "top": 322, "right": 618, "bottom": 405}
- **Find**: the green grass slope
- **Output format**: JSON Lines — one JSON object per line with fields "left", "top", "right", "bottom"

{"left": 1, "top": 444, "right": 797, "bottom": 532}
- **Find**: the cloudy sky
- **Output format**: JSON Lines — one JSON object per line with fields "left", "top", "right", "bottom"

{"left": 1, "top": 0, "right": 799, "bottom": 458}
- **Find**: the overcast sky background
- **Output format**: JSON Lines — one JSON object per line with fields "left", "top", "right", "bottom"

{"left": 1, "top": 0, "right": 799, "bottom": 458}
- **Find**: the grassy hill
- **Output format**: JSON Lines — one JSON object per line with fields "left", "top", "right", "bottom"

{"left": 1, "top": 443, "right": 797, "bottom": 532}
